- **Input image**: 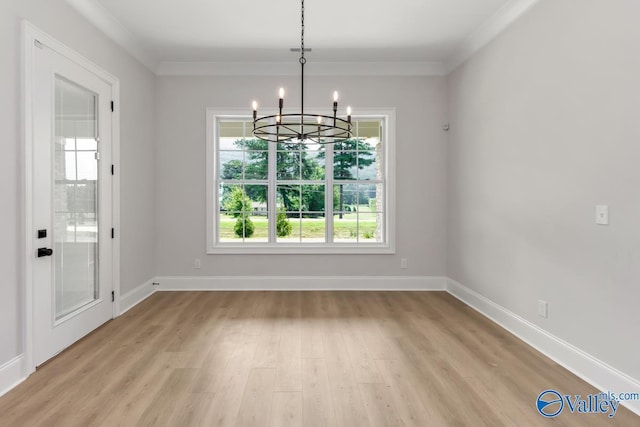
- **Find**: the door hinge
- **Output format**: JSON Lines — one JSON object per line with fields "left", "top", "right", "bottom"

{"left": 111, "top": 164, "right": 114, "bottom": 175}
{"left": 111, "top": 228, "right": 115, "bottom": 239}
{"left": 111, "top": 291, "right": 115, "bottom": 302}
{"left": 94, "top": 152, "right": 100, "bottom": 160}
{"left": 111, "top": 101, "right": 114, "bottom": 112}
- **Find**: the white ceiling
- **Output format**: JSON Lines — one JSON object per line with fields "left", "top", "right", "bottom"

{"left": 65, "top": 0, "right": 539, "bottom": 75}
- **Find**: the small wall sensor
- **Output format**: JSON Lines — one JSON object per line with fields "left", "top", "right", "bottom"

{"left": 442, "top": 123, "right": 450, "bottom": 131}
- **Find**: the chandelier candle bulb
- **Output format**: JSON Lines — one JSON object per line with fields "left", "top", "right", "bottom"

{"left": 347, "top": 106, "right": 352, "bottom": 123}
{"left": 252, "top": 101, "right": 257, "bottom": 121}
{"left": 278, "top": 88, "right": 284, "bottom": 112}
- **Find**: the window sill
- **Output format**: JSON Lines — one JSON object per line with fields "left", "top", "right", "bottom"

{"left": 207, "top": 244, "right": 395, "bottom": 255}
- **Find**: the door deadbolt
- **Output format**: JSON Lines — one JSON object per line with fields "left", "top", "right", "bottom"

{"left": 37, "top": 248, "right": 53, "bottom": 257}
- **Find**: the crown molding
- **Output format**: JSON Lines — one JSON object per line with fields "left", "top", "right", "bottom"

{"left": 66, "top": 0, "right": 537, "bottom": 77}
{"left": 65, "top": 0, "right": 159, "bottom": 72}
{"left": 445, "top": 0, "right": 540, "bottom": 74}
{"left": 156, "top": 61, "right": 447, "bottom": 77}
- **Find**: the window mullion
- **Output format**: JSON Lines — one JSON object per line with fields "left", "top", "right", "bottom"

{"left": 213, "top": 118, "right": 220, "bottom": 246}
{"left": 267, "top": 139, "right": 276, "bottom": 243}
{"left": 325, "top": 143, "right": 334, "bottom": 243}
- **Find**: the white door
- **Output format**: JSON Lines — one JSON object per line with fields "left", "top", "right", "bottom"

{"left": 32, "top": 42, "right": 114, "bottom": 366}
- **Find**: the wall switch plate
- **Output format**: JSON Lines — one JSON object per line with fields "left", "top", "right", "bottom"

{"left": 194, "top": 258, "right": 201, "bottom": 269}
{"left": 400, "top": 258, "right": 408, "bottom": 269}
{"left": 538, "top": 300, "right": 548, "bottom": 318}
{"left": 596, "top": 205, "right": 609, "bottom": 225}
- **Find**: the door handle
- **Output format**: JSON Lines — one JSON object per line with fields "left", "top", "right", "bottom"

{"left": 37, "top": 248, "right": 53, "bottom": 257}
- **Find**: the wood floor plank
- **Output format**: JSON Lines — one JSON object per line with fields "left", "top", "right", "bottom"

{"left": 191, "top": 328, "right": 249, "bottom": 393}
{"left": 200, "top": 334, "right": 259, "bottom": 427}
{"left": 301, "top": 358, "right": 337, "bottom": 427}
{"left": 300, "top": 323, "right": 324, "bottom": 359}
{"left": 32, "top": 382, "right": 120, "bottom": 427}
{"left": 97, "top": 351, "right": 177, "bottom": 426}
{"left": 136, "top": 368, "right": 200, "bottom": 426}
{"left": 270, "top": 392, "right": 303, "bottom": 427}
{"left": 0, "top": 291, "right": 637, "bottom": 427}
{"left": 167, "top": 392, "right": 215, "bottom": 426}
{"left": 276, "top": 317, "right": 302, "bottom": 391}
{"left": 359, "top": 382, "right": 404, "bottom": 427}
{"left": 322, "top": 332, "right": 371, "bottom": 427}
{"left": 300, "top": 294, "right": 326, "bottom": 359}
{"left": 374, "top": 358, "right": 446, "bottom": 426}
{"left": 235, "top": 368, "right": 276, "bottom": 427}
{"left": 275, "top": 356, "right": 303, "bottom": 392}
{"left": 340, "top": 325, "right": 384, "bottom": 384}
{"left": 252, "top": 334, "right": 281, "bottom": 369}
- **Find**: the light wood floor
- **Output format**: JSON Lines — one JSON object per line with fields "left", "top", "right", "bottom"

{"left": 0, "top": 291, "right": 637, "bottom": 426}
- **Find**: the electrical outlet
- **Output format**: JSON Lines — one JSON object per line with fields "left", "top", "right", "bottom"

{"left": 195, "top": 258, "right": 201, "bottom": 269}
{"left": 538, "top": 300, "right": 548, "bottom": 318}
{"left": 400, "top": 258, "right": 408, "bottom": 269}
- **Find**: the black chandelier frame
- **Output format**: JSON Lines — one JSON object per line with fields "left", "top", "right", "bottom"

{"left": 251, "top": 0, "right": 353, "bottom": 145}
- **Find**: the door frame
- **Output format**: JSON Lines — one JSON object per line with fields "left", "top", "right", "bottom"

{"left": 22, "top": 21, "right": 121, "bottom": 375}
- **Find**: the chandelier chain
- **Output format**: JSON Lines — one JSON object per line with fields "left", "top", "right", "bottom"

{"left": 300, "top": 0, "right": 305, "bottom": 62}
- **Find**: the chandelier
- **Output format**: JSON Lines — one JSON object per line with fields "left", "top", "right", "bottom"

{"left": 251, "top": 0, "right": 352, "bottom": 144}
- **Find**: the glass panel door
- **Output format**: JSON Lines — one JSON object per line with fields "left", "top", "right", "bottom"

{"left": 54, "top": 76, "right": 99, "bottom": 320}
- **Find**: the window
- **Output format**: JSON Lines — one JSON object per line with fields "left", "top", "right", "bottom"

{"left": 206, "top": 109, "right": 395, "bottom": 254}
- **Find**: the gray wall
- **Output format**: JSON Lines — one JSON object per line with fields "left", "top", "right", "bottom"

{"left": 155, "top": 75, "right": 448, "bottom": 277}
{"left": 447, "top": 0, "right": 640, "bottom": 381}
{"left": 0, "top": 0, "right": 156, "bottom": 365}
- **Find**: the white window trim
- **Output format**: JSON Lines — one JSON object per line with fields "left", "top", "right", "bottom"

{"left": 206, "top": 107, "right": 396, "bottom": 254}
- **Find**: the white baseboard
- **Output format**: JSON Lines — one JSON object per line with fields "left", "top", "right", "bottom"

{"left": 446, "top": 278, "right": 640, "bottom": 416}
{"left": 0, "top": 355, "right": 26, "bottom": 398}
{"left": 155, "top": 275, "right": 447, "bottom": 291}
{"left": 119, "top": 279, "right": 157, "bottom": 315}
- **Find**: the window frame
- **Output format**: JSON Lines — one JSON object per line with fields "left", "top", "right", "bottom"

{"left": 206, "top": 108, "right": 396, "bottom": 254}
